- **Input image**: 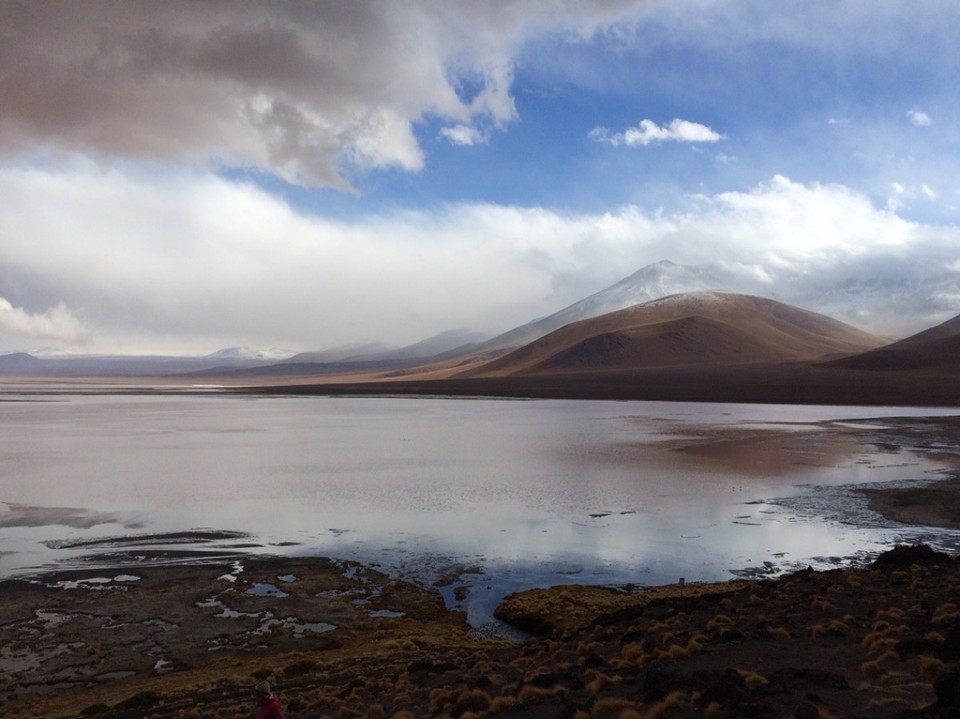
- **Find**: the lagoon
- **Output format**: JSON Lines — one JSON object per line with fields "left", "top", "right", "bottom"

{"left": 2, "top": 392, "right": 959, "bottom": 630}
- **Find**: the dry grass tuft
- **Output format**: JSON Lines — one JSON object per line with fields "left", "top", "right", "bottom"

{"left": 865, "top": 637, "right": 899, "bottom": 657}
{"left": 861, "top": 650, "right": 900, "bottom": 677}
{"left": 918, "top": 654, "right": 945, "bottom": 674}
{"left": 705, "top": 614, "right": 732, "bottom": 632}
{"left": 591, "top": 697, "right": 634, "bottom": 716}
{"left": 736, "top": 669, "right": 769, "bottom": 688}
{"left": 586, "top": 672, "right": 622, "bottom": 695}
{"left": 766, "top": 625, "right": 791, "bottom": 640}
{"left": 518, "top": 684, "right": 567, "bottom": 703}
{"left": 489, "top": 695, "right": 517, "bottom": 712}
{"left": 862, "top": 624, "right": 908, "bottom": 651}
{"left": 642, "top": 690, "right": 687, "bottom": 719}
{"left": 621, "top": 642, "right": 647, "bottom": 662}
{"left": 878, "top": 671, "right": 913, "bottom": 686}
{"left": 865, "top": 697, "right": 910, "bottom": 711}
{"left": 428, "top": 687, "right": 455, "bottom": 714}
{"left": 578, "top": 640, "right": 604, "bottom": 657}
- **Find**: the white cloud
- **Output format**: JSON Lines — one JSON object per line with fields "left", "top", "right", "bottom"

{"left": 440, "top": 124, "right": 488, "bottom": 146}
{"left": 907, "top": 109, "right": 933, "bottom": 126}
{"left": 0, "top": 1, "right": 655, "bottom": 190}
{"left": 887, "top": 181, "right": 939, "bottom": 212}
{"left": 1, "top": 167, "right": 957, "bottom": 354}
{"left": 0, "top": 297, "right": 89, "bottom": 347}
{"left": 590, "top": 119, "right": 723, "bottom": 147}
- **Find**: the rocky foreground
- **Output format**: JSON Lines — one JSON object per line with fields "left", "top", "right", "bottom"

{"left": 2, "top": 545, "right": 960, "bottom": 719}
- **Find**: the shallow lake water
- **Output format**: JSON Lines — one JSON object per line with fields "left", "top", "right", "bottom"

{"left": 2, "top": 391, "right": 960, "bottom": 631}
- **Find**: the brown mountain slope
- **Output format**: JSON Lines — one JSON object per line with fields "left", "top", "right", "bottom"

{"left": 823, "top": 312, "right": 960, "bottom": 372}
{"left": 459, "top": 291, "right": 886, "bottom": 377}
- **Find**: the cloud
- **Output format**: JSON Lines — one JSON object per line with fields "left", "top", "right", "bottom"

{"left": 907, "top": 109, "right": 933, "bottom": 126}
{"left": 887, "top": 181, "right": 939, "bottom": 212}
{"left": 1, "top": 167, "right": 957, "bottom": 354}
{"left": 0, "top": 297, "right": 89, "bottom": 347}
{"left": 440, "top": 124, "right": 488, "bottom": 146}
{"left": 590, "top": 119, "right": 723, "bottom": 147}
{"left": 0, "top": 1, "right": 655, "bottom": 190}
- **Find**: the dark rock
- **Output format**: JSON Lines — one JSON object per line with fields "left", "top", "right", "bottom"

{"left": 871, "top": 544, "right": 949, "bottom": 570}
{"left": 499, "top": 610, "right": 554, "bottom": 635}
{"left": 407, "top": 658, "right": 433, "bottom": 673}
{"left": 933, "top": 665, "right": 960, "bottom": 719}
{"left": 641, "top": 667, "right": 688, "bottom": 701}
{"left": 80, "top": 704, "right": 110, "bottom": 716}
{"left": 793, "top": 699, "right": 821, "bottom": 719}
{"left": 896, "top": 636, "right": 946, "bottom": 658}
{"left": 115, "top": 691, "right": 162, "bottom": 710}
{"left": 337, "top": 678, "right": 366, "bottom": 699}
{"left": 285, "top": 698, "right": 305, "bottom": 713}
{"left": 941, "top": 626, "right": 960, "bottom": 661}
{"left": 693, "top": 668, "right": 750, "bottom": 707}
{"left": 768, "top": 667, "right": 850, "bottom": 691}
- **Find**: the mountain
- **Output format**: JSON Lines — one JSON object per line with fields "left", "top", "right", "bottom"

{"left": 480, "top": 258, "right": 958, "bottom": 347}
{"left": 476, "top": 260, "right": 720, "bottom": 352}
{"left": 822, "top": 313, "right": 960, "bottom": 372}
{"left": 0, "top": 352, "right": 43, "bottom": 374}
{"left": 460, "top": 291, "right": 887, "bottom": 377}
{"left": 287, "top": 329, "right": 489, "bottom": 364}
{"left": 0, "top": 351, "right": 286, "bottom": 377}
{"left": 204, "top": 347, "right": 295, "bottom": 362}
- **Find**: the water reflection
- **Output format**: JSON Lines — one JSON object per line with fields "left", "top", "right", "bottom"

{"left": 1, "top": 394, "right": 959, "bottom": 628}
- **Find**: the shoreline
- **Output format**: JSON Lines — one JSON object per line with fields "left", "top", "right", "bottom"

{"left": 4, "top": 460, "right": 960, "bottom": 717}
{"left": 857, "top": 475, "right": 960, "bottom": 531}
{"left": 2, "top": 543, "right": 959, "bottom": 718}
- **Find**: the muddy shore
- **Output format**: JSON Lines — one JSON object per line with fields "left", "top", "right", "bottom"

{"left": 1, "top": 545, "right": 959, "bottom": 719}
{"left": 2, "top": 474, "right": 960, "bottom": 719}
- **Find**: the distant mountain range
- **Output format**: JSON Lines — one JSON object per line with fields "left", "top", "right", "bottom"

{"left": 459, "top": 291, "right": 886, "bottom": 377}
{"left": 2, "top": 259, "right": 958, "bottom": 384}
{"left": 235, "top": 292, "right": 960, "bottom": 407}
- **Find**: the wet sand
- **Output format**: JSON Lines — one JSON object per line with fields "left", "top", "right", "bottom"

{"left": 859, "top": 476, "right": 960, "bottom": 530}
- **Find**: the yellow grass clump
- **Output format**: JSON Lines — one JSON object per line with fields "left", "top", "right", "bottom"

{"left": 586, "top": 671, "right": 622, "bottom": 694}
{"left": 642, "top": 690, "right": 688, "bottom": 719}
{"left": 518, "top": 684, "right": 567, "bottom": 703}
{"left": 810, "top": 598, "right": 833, "bottom": 612}
{"left": 918, "top": 654, "right": 945, "bottom": 674}
{"left": 736, "top": 669, "right": 769, "bottom": 688}
{"left": 591, "top": 696, "right": 634, "bottom": 716}
{"left": 766, "top": 625, "right": 791, "bottom": 640}
{"left": 861, "top": 650, "right": 900, "bottom": 677}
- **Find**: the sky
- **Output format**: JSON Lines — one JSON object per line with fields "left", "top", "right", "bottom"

{"left": 1, "top": 0, "right": 958, "bottom": 356}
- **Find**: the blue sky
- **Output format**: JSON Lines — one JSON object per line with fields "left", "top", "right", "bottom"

{"left": 0, "top": 1, "right": 958, "bottom": 354}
